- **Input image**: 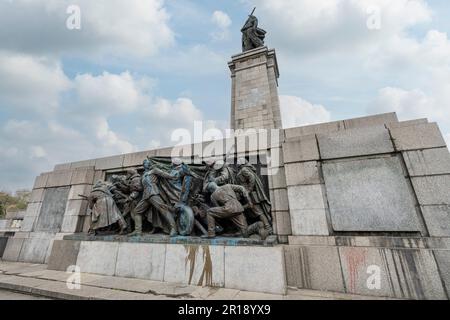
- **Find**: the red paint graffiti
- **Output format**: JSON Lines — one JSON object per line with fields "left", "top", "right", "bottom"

{"left": 345, "top": 248, "right": 367, "bottom": 293}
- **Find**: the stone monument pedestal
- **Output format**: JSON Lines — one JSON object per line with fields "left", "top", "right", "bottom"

{"left": 229, "top": 47, "right": 282, "bottom": 130}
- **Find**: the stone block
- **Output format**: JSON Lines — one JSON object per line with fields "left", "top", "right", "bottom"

{"left": 123, "top": 150, "right": 156, "bottom": 167}
{"left": 18, "top": 238, "right": 51, "bottom": 264}
{"left": 155, "top": 147, "right": 175, "bottom": 157}
{"left": 95, "top": 155, "right": 124, "bottom": 170}
{"left": 284, "top": 120, "right": 345, "bottom": 139}
{"left": 422, "top": 205, "right": 450, "bottom": 237}
{"left": 33, "top": 174, "right": 49, "bottom": 189}
{"left": 70, "top": 168, "right": 95, "bottom": 185}
{"left": 271, "top": 189, "right": 289, "bottom": 211}
{"left": 0, "top": 237, "right": 8, "bottom": 258}
{"left": 433, "top": 250, "right": 450, "bottom": 297}
{"left": 343, "top": 112, "right": 398, "bottom": 129}
{"left": 70, "top": 159, "right": 96, "bottom": 169}
{"left": 164, "top": 244, "right": 224, "bottom": 287}
{"left": 317, "top": 126, "right": 394, "bottom": 159}
{"left": 115, "top": 243, "right": 166, "bottom": 281}
{"left": 282, "top": 134, "right": 319, "bottom": 163}
{"left": 47, "top": 240, "right": 81, "bottom": 271}
{"left": 1, "top": 238, "right": 24, "bottom": 262}
{"left": 60, "top": 215, "right": 84, "bottom": 233}
{"left": 274, "top": 211, "right": 292, "bottom": 235}
{"left": 411, "top": 175, "right": 450, "bottom": 205}
{"left": 387, "top": 118, "right": 428, "bottom": 129}
{"left": 284, "top": 246, "right": 345, "bottom": 292}
{"left": 285, "top": 162, "right": 321, "bottom": 186}
{"left": 64, "top": 199, "right": 89, "bottom": 216}
{"left": 323, "top": 157, "right": 420, "bottom": 232}
{"left": 224, "top": 246, "right": 286, "bottom": 294}
{"left": 390, "top": 122, "right": 446, "bottom": 151}
{"left": 76, "top": 241, "right": 119, "bottom": 276}
{"left": 287, "top": 185, "right": 326, "bottom": 210}
{"left": 29, "top": 188, "right": 45, "bottom": 203}
{"left": 339, "top": 247, "right": 394, "bottom": 297}
{"left": 68, "top": 185, "right": 92, "bottom": 200}
{"left": 46, "top": 170, "right": 73, "bottom": 188}
{"left": 403, "top": 148, "right": 450, "bottom": 176}
{"left": 54, "top": 163, "right": 72, "bottom": 171}
{"left": 20, "top": 215, "right": 38, "bottom": 232}
{"left": 25, "top": 202, "right": 42, "bottom": 217}
{"left": 268, "top": 147, "right": 284, "bottom": 168}
{"left": 383, "top": 248, "right": 446, "bottom": 299}
{"left": 268, "top": 167, "right": 287, "bottom": 189}
{"left": 35, "top": 187, "right": 70, "bottom": 232}
{"left": 290, "top": 209, "right": 329, "bottom": 236}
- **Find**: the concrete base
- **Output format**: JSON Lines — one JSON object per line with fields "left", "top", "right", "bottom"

{"left": 0, "top": 237, "right": 8, "bottom": 258}
{"left": 47, "top": 238, "right": 287, "bottom": 295}
{"left": 285, "top": 236, "right": 450, "bottom": 300}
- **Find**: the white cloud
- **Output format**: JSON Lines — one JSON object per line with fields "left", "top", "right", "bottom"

{"left": 280, "top": 95, "right": 331, "bottom": 128}
{"left": 0, "top": 0, "right": 174, "bottom": 57}
{"left": 212, "top": 10, "right": 232, "bottom": 29}
{"left": 0, "top": 51, "right": 70, "bottom": 115}
{"left": 211, "top": 10, "right": 232, "bottom": 41}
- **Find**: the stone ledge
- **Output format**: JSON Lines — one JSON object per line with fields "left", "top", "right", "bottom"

{"left": 63, "top": 233, "right": 278, "bottom": 247}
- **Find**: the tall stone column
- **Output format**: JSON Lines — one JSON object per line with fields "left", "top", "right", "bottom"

{"left": 228, "top": 46, "right": 282, "bottom": 130}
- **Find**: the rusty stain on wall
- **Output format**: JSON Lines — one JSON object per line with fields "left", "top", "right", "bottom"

{"left": 184, "top": 245, "right": 213, "bottom": 287}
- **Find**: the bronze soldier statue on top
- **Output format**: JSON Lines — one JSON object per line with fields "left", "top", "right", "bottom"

{"left": 241, "top": 7, "right": 266, "bottom": 52}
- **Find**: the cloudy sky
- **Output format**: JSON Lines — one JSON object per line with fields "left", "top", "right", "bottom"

{"left": 1, "top": 0, "right": 450, "bottom": 191}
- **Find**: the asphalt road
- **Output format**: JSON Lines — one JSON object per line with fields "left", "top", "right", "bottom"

{"left": 0, "top": 289, "right": 50, "bottom": 300}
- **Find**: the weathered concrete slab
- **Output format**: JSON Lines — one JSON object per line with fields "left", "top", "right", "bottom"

{"left": 282, "top": 134, "right": 319, "bottom": 163}
{"left": 60, "top": 215, "right": 83, "bottom": 233}
{"left": 323, "top": 157, "right": 420, "bottom": 232}
{"left": 411, "top": 175, "right": 450, "bottom": 205}
{"left": 433, "top": 250, "right": 450, "bottom": 297}
{"left": 64, "top": 199, "right": 88, "bottom": 216}
{"left": 390, "top": 123, "right": 447, "bottom": 151}
{"left": 383, "top": 248, "right": 447, "bottom": 300}
{"left": 422, "top": 205, "right": 450, "bottom": 237}
{"left": 403, "top": 148, "right": 450, "bottom": 176}
{"left": 115, "top": 243, "right": 166, "bottom": 281}
{"left": 269, "top": 188, "right": 289, "bottom": 212}
{"left": 284, "top": 246, "right": 345, "bottom": 292}
{"left": 95, "top": 155, "right": 124, "bottom": 170}
{"left": 287, "top": 185, "right": 326, "bottom": 210}
{"left": 284, "top": 120, "right": 345, "bottom": 139}
{"left": 290, "top": 209, "right": 329, "bottom": 236}
{"left": 317, "top": 126, "right": 394, "bottom": 159}
{"left": 224, "top": 246, "right": 286, "bottom": 295}
{"left": 387, "top": 118, "right": 428, "bottom": 129}
{"left": 123, "top": 150, "right": 156, "bottom": 168}
{"left": 68, "top": 185, "right": 91, "bottom": 200}
{"left": 285, "top": 162, "right": 321, "bottom": 186}
{"left": 34, "top": 187, "right": 70, "bottom": 232}
{"left": 268, "top": 167, "right": 287, "bottom": 189}
{"left": 274, "top": 211, "right": 292, "bottom": 236}
{"left": 70, "top": 168, "right": 95, "bottom": 185}
{"left": 18, "top": 238, "right": 51, "bottom": 264}
{"left": 70, "top": 159, "right": 96, "bottom": 169}
{"left": 46, "top": 170, "right": 73, "bottom": 188}
{"left": 164, "top": 244, "right": 224, "bottom": 287}
{"left": 0, "top": 237, "right": 8, "bottom": 258}
{"left": 29, "top": 189, "right": 45, "bottom": 203}
{"left": 33, "top": 174, "right": 49, "bottom": 189}
{"left": 343, "top": 112, "right": 398, "bottom": 129}
{"left": 47, "top": 240, "right": 81, "bottom": 271}
{"left": 339, "top": 247, "right": 394, "bottom": 297}
{"left": 76, "top": 241, "right": 119, "bottom": 276}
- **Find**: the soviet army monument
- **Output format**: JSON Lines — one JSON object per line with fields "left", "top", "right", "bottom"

{"left": 2, "top": 11, "right": 450, "bottom": 300}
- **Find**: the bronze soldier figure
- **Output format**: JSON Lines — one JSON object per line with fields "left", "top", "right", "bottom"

{"left": 241, "top": 8, "right": 266, "bottom": 52}
{"left": 236, "top": 158, "right": 272, "bottom": 232}
{"left": 129, "top": 159, "right": 178, "bottom": 237}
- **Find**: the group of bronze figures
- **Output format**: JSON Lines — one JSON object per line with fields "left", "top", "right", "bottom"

{"left": 86, "top": 157, "right": 272, "bottom": 240}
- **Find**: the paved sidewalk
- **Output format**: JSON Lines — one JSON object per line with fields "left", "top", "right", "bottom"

{"left": 0, "top": 260, "right": 394, "bottom": 300}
